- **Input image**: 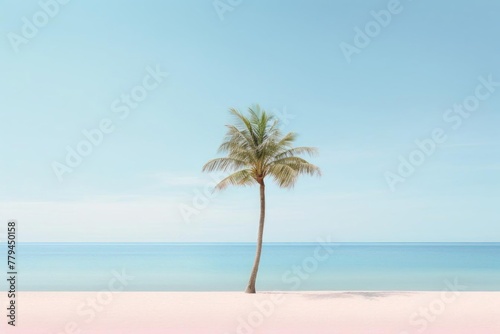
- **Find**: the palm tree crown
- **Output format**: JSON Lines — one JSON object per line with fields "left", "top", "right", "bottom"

{"left": 202, "top": 106, "right": 321, "bottom": 189}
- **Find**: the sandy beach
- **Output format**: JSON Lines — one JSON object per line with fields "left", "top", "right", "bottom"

{"left": 2, "top": 291, "right": 499, "bottom": 333}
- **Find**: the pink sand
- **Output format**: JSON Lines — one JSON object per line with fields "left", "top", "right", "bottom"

{"left": 2, "top": 292, "right": 499, "bottom": 333}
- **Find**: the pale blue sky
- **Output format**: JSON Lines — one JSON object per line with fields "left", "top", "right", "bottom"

{"left": 0, "top": 0, "right": 499, "bottom": 242}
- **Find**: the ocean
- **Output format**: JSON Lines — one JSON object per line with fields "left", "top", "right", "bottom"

{"left": 2, "top": 242, "right": 499, "bottom": 291}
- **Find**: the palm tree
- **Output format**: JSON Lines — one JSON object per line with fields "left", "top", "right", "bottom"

{"left": 202, "top": 105, "right": 321, "bottom": 293}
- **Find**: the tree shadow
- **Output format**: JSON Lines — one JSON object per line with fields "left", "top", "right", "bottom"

{"left": 261, "top": 291, "right": 415, "bottom": 300}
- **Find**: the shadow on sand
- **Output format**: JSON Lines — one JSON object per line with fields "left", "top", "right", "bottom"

{"left": 261, "top": 291, "right": 414, "bottom": 300}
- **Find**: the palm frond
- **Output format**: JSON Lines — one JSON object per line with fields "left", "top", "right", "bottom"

{"left": 202, "top": 157, "right": 248, "bottom": 173}
{"left": 270, "top": 157, "right": 322, "bottom": 177}
{"left": 266, "top": 163, "right": 298, "bottom": 188}
{"left": 273, "top": 146, "right": 319, "bottom": 161}
{"left": 214, "top": 169, "right": 257, "bottom": 191}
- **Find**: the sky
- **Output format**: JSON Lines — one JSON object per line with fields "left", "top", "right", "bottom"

{"left": 0, "top": 0, "right": 499, "bottom": 242}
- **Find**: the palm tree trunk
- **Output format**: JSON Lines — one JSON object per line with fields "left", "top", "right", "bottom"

{"left": 245, "top": 181, "right": 266, "bottom": 293}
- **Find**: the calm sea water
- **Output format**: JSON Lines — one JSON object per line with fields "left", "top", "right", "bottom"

{"left": 1, "top": 243, "right": 499, "bottom": 291}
